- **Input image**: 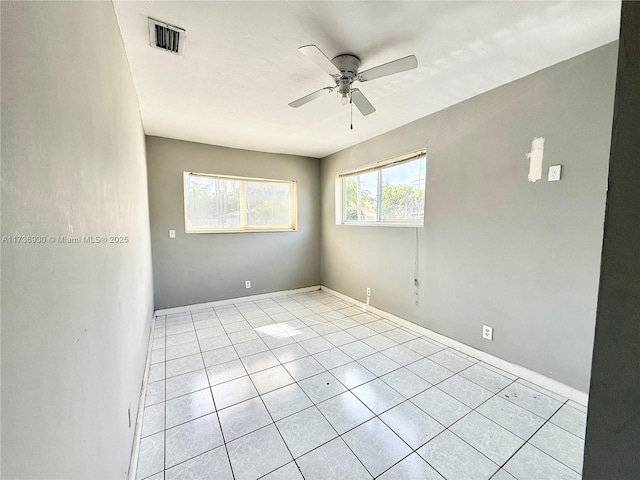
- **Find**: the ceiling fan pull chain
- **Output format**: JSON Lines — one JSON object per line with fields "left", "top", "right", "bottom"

{"left": 350, "top": 94, "right": 353, "bottom": 130}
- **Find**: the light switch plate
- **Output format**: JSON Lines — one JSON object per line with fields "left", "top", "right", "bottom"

{"left": 169, "top": 229, "right": 176, "bottom": 238}
{"left": 548, "top": 165, "right": 562, "bottom": 182}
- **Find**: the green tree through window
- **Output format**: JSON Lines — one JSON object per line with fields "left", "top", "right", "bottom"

{"left": 339, "top": 152, "right": 426, "bottom": 225}
{"left": 381, "top": 183, "right": 424, "bottom": 221}
{"left": 345, "top": 178, "right": 377, "bottom": 221}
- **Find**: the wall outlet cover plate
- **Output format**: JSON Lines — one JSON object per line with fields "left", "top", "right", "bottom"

{"left": 548, "top": 165, "right": 562, "bottom": 182}
{"left": 482, "top": 325, "right": 493, "bottom": 341}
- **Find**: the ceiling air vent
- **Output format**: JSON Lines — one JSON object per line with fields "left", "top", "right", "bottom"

{"left": 148, "top": 18, "right": 185, "bottom": 55}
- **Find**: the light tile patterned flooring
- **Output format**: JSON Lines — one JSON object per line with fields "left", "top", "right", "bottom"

{"left": 136, "top": 290, "right": 587, "bottom": 480}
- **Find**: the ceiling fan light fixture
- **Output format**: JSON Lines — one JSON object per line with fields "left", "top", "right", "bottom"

{"left": 337, "top": 77, "right": 351, "bottom": 105}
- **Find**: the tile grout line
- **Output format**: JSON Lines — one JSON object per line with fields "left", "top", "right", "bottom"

{"left": 343, "top": 346, "right": 483, "bottom": 478}
{"left": 177, "top": 296, "right": 461, "bottom": 477}
{"left": 250, "top": 295, "right": 363, "bottom": 478}
{"left": 247, "top": 294, "right": 389, "bottom": 479}
{"left": 191, "top": 309, "right": 238, "bottom": 480}
{"left": 428, "top": 365, "right": 581, "bottom": 478}
{"left": 408, "top": 363, "right": 572, "bottom": 479}
{"left": 262, "top": 294, "right": 381, "bottom": 478}
{"left": 280, "top": 298, "right": 434, "bottom": 478}
{"left": 277, "top": 294, "right": 491, "bottom": 478}
{"left": 274, "top": 293, "right": 399, "bottom": 479}
{"left": 493, "top": 399, "right": 573, "bottom": 477}
{"left": 297, "top": 298, "right": 576, "bottom": 479}
{"left": 410, "top": 376, "right": 520, "bottom": 479}
{"left": 148, "top": 345, "right": 461, "bottom": 477}
{"left": 223, "top": 300, "right": 307, "bottom": 480}
{"left": 140, "top": 291, "right": 582, "bottom": 480}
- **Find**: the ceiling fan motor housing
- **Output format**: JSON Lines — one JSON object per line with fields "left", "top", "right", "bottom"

{"left": 332, "top": 54, "right": 360, "bottom": 95}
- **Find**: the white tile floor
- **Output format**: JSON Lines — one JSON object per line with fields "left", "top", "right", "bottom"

{"left": 136, "top": 290, "right": 587, "bottom": 480}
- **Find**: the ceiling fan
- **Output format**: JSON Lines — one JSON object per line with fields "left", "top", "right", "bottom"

{"left": 289, "top": 45, "right": 418, "bottom": 118}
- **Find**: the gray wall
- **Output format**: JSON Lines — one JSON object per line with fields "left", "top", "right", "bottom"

{"left": 320, "top": 42, "right": 618, "bottom": 392}
{"left": 584, "top": 4, "right": 640, "bottom": 478}
{"left": 1, "top": 2, "right": 154, "bottom": 478}
{"left": 146, "top": 136, "right": 320, "bottom": 309}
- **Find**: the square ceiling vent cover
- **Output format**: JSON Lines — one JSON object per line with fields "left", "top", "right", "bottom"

{"left": 148, "top": 18, "right": 185, "bottom": 55}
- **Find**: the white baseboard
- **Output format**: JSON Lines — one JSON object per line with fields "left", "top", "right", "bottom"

{"left": 154, "top": 285, "right": 322, "bottom": 316}
{"left": 320, "top": 285, "right": 589, "bottom": 406}
{"left": 127, "top": 315, "right": 156, "bottom": 480}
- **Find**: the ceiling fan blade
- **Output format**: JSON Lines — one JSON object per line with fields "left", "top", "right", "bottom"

{"left": 299, "top": 45, "right": 341, "bottom": 76}
{"left": 351, "top": 89, "right": 375, "bottom": 116}
{"left": 289, "top": 87, "right": 334, "bottom": 108}
{"left": 358, "top": 55, "right": 418, "bottom": 82}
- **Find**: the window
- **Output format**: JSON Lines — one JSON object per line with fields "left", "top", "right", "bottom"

{"left": 184, "top": 172, "right": 297, "bottom": 233}
{"left": 336, "top": 150, "right": 426, "bottom": 226}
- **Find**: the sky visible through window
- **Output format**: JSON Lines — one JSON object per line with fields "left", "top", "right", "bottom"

{"left": 342, "top": 155, "right": 426, "bottom": 224}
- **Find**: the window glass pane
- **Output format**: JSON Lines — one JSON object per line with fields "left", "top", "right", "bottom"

{"left": 246, "top": 181, "right": 291, "bottom": 227}
{"left": 343, "top": 171, "right": 378, "bottom": 222}
{"left": 339, "top": 153, "right": 426, "bottom": 226}
{"left": 185, "top": 175, "right": 240, "bottom": 229}
{"left": 184, "top": 173, "right": 296, "bottom": 233}
{"left": 380, "top": 158, "right": 426, "bottom": 222}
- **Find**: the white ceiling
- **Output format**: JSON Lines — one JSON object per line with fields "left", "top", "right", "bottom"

{"left": 113, "top": 1, "right": 620, "bottom": 159}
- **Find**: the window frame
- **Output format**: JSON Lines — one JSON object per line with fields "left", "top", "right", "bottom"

{"left": 335, "top": 149, "right": 427, "bottom": 227}
{"left": 183, "top": 171, "right": 298, "bottom": 234}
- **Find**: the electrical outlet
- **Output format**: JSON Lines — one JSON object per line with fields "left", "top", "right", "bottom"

{"left": 548, "top": 165, "right": 562, "bottom": 182}
{"left": 482, "top": 325, "right": 493, "bottom": 341}
{"left": 366, "top": 287, "right": 371, "bottom": 297}
{"left": 169, "top": 229, "right": 176, "bottom": 238}
{"left": 245, "top": 280, "right": 251, "bottom": 289}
